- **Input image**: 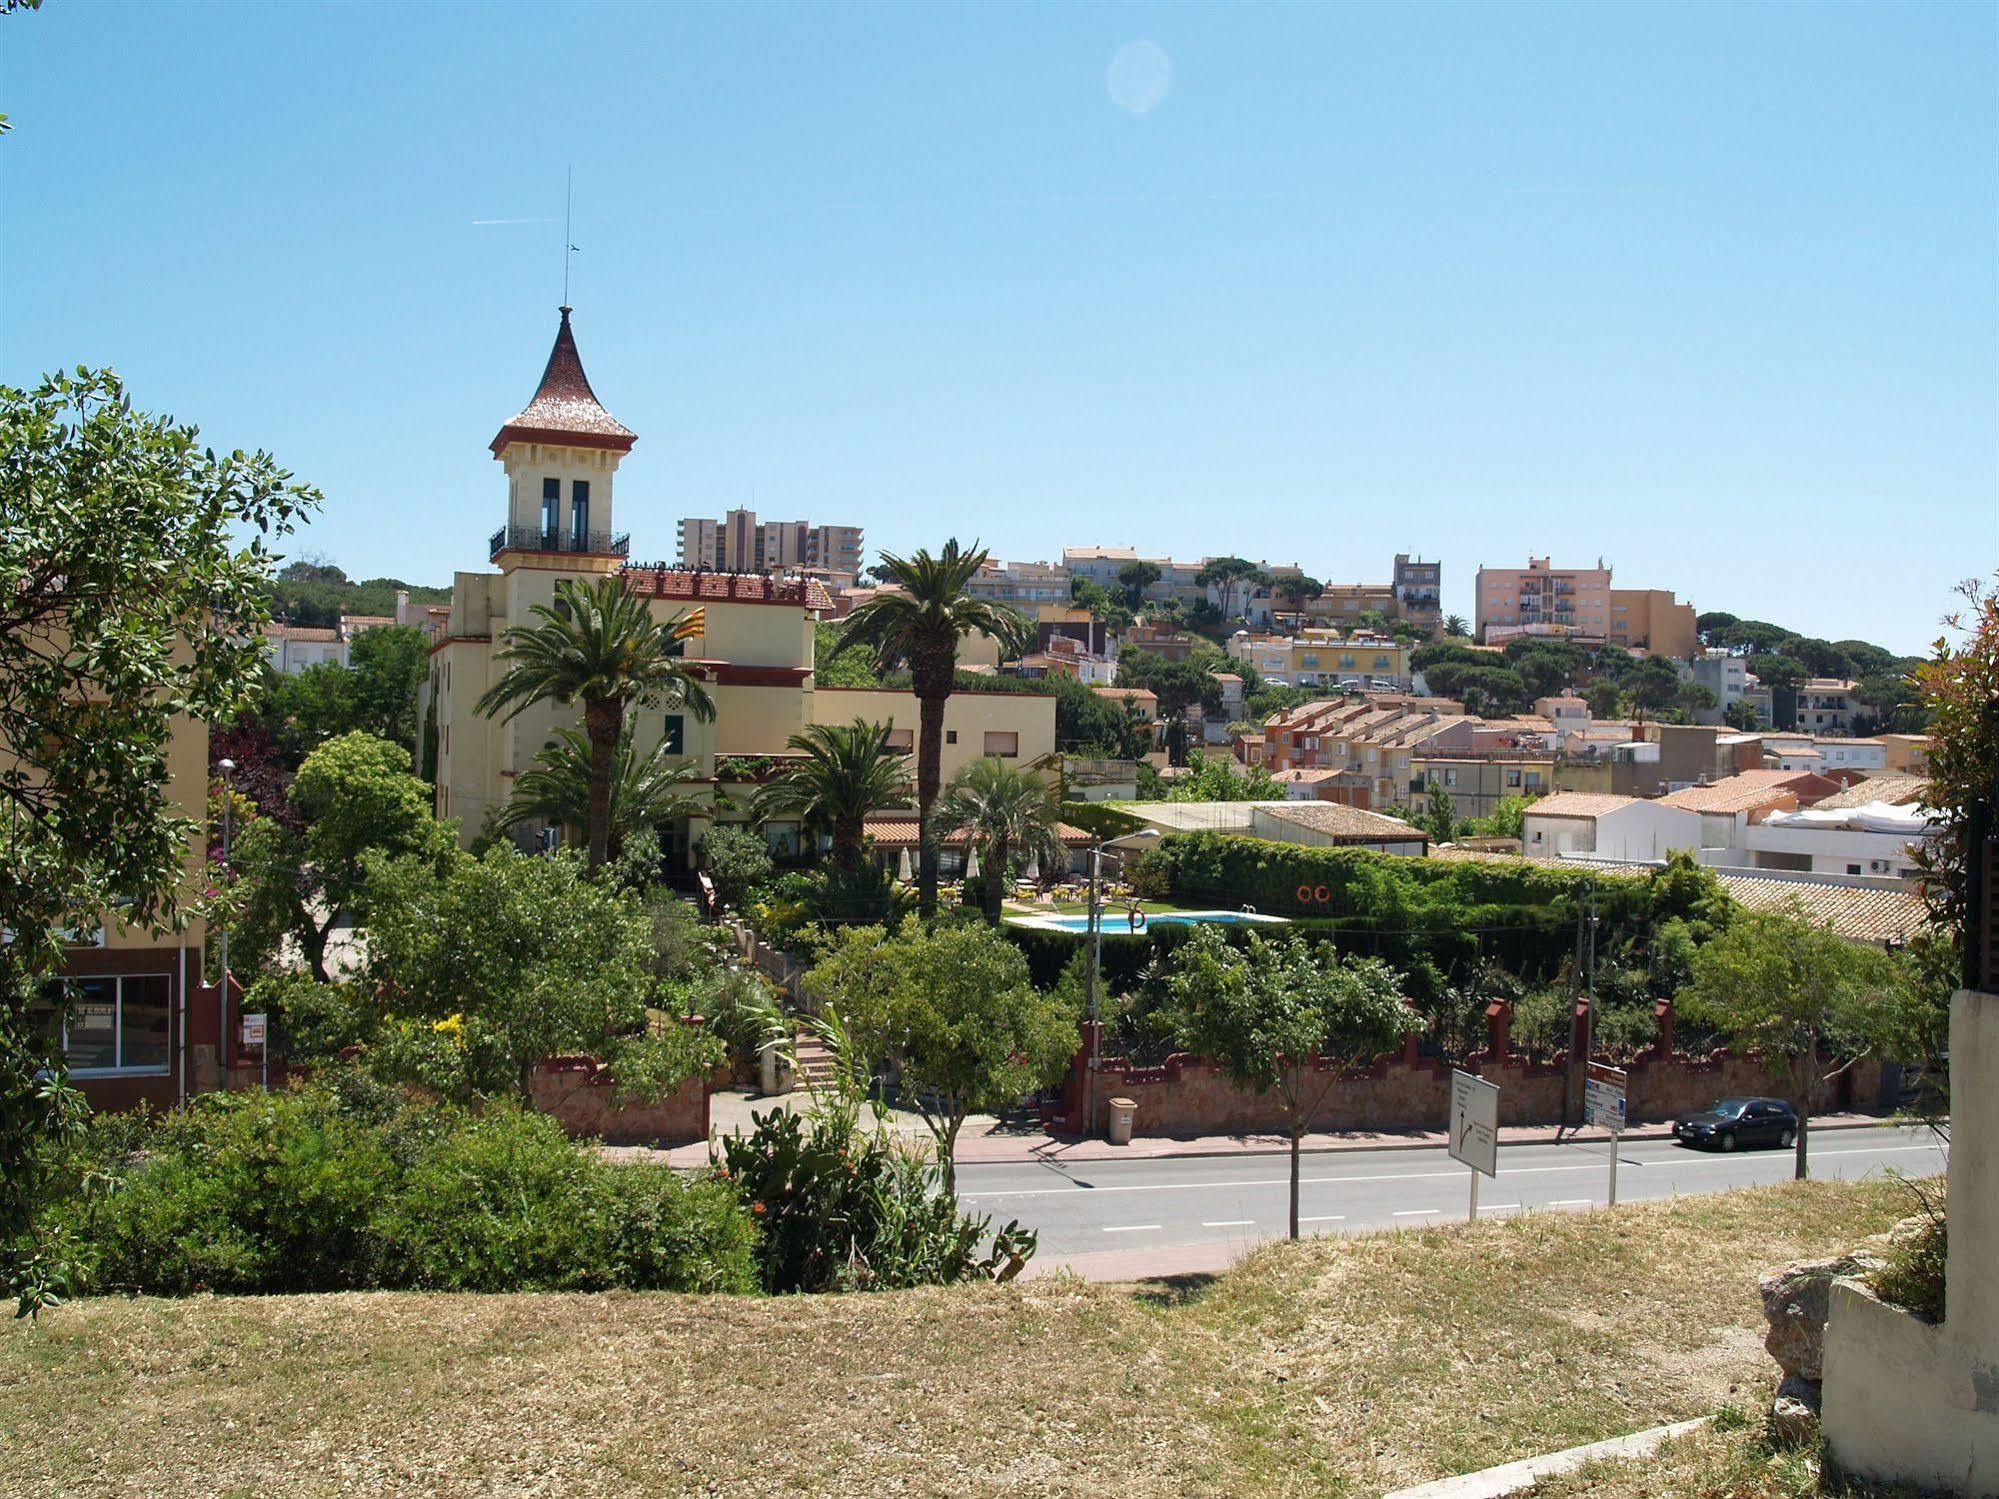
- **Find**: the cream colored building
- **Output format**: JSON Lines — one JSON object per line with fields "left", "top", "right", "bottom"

{"left": 425, "top": 308, "right": 1055, "bottom": 865}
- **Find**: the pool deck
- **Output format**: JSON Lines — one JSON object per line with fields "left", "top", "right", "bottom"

{"left": 1005, "top": 907, "right": 1291, "bottom": 934}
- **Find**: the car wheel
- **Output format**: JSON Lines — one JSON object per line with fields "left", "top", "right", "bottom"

{"left": 1779, "top": 1127, "right": 1796, "bottom": 1149}
{"left": 1719, "top": 1131, "right": 1737, "bottom": 1152}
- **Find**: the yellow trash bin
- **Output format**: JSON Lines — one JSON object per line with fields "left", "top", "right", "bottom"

{"left": 1106, "top": 1097, "right": 1138, "bottom": 1146}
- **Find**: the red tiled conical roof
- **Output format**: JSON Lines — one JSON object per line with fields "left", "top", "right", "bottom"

{"left": 490, "top": 306, "right": 636, "bottom": 456}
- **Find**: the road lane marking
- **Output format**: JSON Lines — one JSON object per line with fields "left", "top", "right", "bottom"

{"left": 957, "top": 1143, "right": 1942, "bottom": 1200}
{"left": 1546, "top": 1199, "right": 1592, "bottom": 1207}
{"left": 1300, "top": 1215, "right": 1346, "bottom": 1223}
{"left": 1477, "top": 1204, "right": 1519, "bottom": 1213}
{"left": 1201, "top": 1219, "right": 1255, "bottom": 1228}
{"left": 1393, "top": 1209, "right": 1440, "bottom": 1217}
{"left": 1102, "top": 1224, "right": 1161, "bottom": 1233}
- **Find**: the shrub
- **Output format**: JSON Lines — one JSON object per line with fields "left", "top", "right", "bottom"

{"left": 64, "top": 1085, "right": 758, "bottom": 1297}
{"left": 249, "top": 971, "right": 377, "bottom": 1060}
{"left": 701, "top": 825, "right": 774, "bottom": 912}
{"left": 1872, "top": 1182, "right": 1946, "bottom": 1323}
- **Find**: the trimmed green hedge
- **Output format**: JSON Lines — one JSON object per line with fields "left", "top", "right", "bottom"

{"left": 1057, "top": 801, "right": 1148, "bottom": 841}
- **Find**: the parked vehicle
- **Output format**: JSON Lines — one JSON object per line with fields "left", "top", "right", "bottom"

{"left": 1672, "top": 1096, "right": 1798, "bottom": 1152}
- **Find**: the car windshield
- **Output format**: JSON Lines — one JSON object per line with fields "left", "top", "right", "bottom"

{"left": 1709, "top": 1099, "right": 1751, "bottom": 1116}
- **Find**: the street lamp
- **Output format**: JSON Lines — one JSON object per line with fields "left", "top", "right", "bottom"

{"left": 217, "top": 758, "right": 236, "bottom": 1089}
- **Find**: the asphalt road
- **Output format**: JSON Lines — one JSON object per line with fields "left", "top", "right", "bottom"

{"left": 957, "top": 1125, "right": 1946, "bottom": 1260}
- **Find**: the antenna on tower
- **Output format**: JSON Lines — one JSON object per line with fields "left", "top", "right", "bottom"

{"left": 562, "top": 166, "right": 579, "bottom": 307}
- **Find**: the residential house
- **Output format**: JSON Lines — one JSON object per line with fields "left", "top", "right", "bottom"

{"left": 1225, "top": 629, "right": 1411, "bottom": 689}
{"left": 424, "top": 307, "right": 1055, "bottom": 866}
{"left": 1796, "top": 678, "right": 1860, "bottom": 735}
{"left": 1656, "top": 769, "right": 1842, "bottom": 869}
{"left": 966, "top": 559, "right": 1073, "bottom": 611}
{"left": 1879, "top": 735, "right": 1931, "bottom": 775}
{"left": 1520, "top": 792, "right": 1703, "bottom": 863}
{"left": 1392, "top": 554, "right": 1443, "bottom": 637}
{"left": 1090, "top": 685, "right": 1158, "bottom": 725}
{"left": 1410, "top": 752, "right": 1555, "bottom": 821}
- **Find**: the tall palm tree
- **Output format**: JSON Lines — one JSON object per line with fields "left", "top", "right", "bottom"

{"left": 495, "top": 724, "right": 708, "bottom": 861}
{"left": 1444, "top": 613, "right": 1471, "bottom": 639}
{"left": 476, "top": 574, "right": 713, "bottom": 870}
{"left": 836, "top": 541, "right": 1032, "bottom": 917}
{"left": 932, "top": 757, "right": 1064, "bottom": 924}
{"left": 749, "top": 718, "right": 912, "bottom": 871}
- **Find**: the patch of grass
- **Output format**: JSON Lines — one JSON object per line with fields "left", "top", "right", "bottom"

{"left": 1527, "top": 1410, "right": 1932, "bottom": 1498}
{"left": 0, "top": 1178, "right": 1920, "bottom": 1497}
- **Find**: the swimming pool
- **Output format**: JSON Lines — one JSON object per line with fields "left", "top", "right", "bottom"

{"left": 1013, "top": 910, "right": 1288, "bottom": 934}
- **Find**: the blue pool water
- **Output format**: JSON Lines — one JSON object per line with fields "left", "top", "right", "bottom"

{"left": 1028, "top": 911, "right": 1281, "bottom": 933}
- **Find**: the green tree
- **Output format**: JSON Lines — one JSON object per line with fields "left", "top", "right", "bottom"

{"left": 1118, "top": 649, "right": 1223, "bottom": 718}
{"left": 1912, "top": 575, "right": 1999, "bottom": 989}
{"left": 932, "top": 757, "right": 1064, "bottom": 922}
{"left": 259, "top": 660, "right": 361, "bottom": 765}
{"left": 699, "top": 825, "right": 773, "bottom": 913}
{"left": 232, "top": 732, "right": 457, "bottom": 983}
{"left": 1165, "top": 749, "right": 1278, "bottom": 802}
{"left": 750, "top": 719, "right": 912, "bottom": 871}
{"left": 1115, "top": 559, "right": 1161, "bottom": 608}
{"left": 1194, "top": 556, "right": 1268, "bottom": 621}
{"left": 345, "top": 625, "right": 429, "bottom": 749}
{"left": 1722, "top": 698, "right": 1761, "bottom": 731}
{"left": 836, "top": 541, "right": 1033, "bottom": 918}
{"left": 1674, "top": 681, "right": 1719, "bottom": 721}
{"left": 1622, "top": 655, "right": 1684, "bottom": 719}
{"left": 1584, "top": 677, "right": 1623, "bottom": 719}
{"left": 1443, "top": 614, "right": 1471, "bottom": 638}
{"left": 496, "top": 724, "right": 707, "bottom": 860}
{"left": 476, "top": 575, "right": 713, "bottom": 870}
{"left": 1051, "top": 674, "right": 1152, "bottom": 759}
{"left": 1470, "top": 794, "right": 1535, "bottom": 840}
{"left": 807, "top": 918, "right": 1077, "bottom": 1192}
{"left": 1419, "top": 786, "right": 1459, "bottom": 844}
{"left": 1167, "top": 927, "right": 1411, "bottom": 1238}
{"left": 813, "top": 619, "right": 882, "bottom": 688}
{"left": 1, "top": 369, "right": 314, "bottom": 1314}
{"left": 1070, "top": 579, "right": 1136, "bottom": 631}
{"left": 363, "top": 845, "right": 708, "bottom": 1100}
{"left": 1678, "top": 907, "right": 1910, "bottom": 1179}
{"left": 1274, "top": 574, "right": 1325, "bottom": 618}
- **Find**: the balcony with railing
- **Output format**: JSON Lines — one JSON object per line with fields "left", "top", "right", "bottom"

{"left": 490, "top": 525, "right": 632, "bottom": 562}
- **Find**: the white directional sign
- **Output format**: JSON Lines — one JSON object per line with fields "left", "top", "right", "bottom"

{"left": 241, "top": 1013, "right": 267, "bottom": 1048}
{"left": 1584, "top": 1063, "right": 1628, "bottom": 1134}
{"left": 1448, "top": 1070, "right": 1499, "bottom": 1178}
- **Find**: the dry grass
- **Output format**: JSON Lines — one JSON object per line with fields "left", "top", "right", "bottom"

{"left": 1525, "top": 1409, "right": 1931, "bottom": 1498}
{"left": 0, "top": 1178, "right": 1917, "bottom": 1498}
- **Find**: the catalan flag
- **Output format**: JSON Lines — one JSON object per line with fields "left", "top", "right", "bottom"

{"left": 672, "top": 606, "right": 706, "bottom": 643}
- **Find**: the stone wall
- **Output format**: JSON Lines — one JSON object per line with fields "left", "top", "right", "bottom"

{"left": 530, "top": 1056, "right": 709, "bottom": 1146}
{"left": 1053, "top": 999, "right": 1886, "bottom": 1139}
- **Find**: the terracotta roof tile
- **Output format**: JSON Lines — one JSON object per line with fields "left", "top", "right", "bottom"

{"left": 1522, "top": 792, "right": 1641, "bottom": 820}
{"left": 1811, "top": 775, "right": 1928, "bottom": 811}
{"left": 1256, "top": 802, "right": 1425, "bottom": 840}
{"left": 1658, "top": 770, "right": 1829, "bottom": 814}
{"left": 490, "top": 307, "right": 636, "bottom": 455}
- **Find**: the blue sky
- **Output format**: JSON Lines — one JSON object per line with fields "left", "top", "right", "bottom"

{"left": 4, "top": 2, "right": 1994, "bottom": 654}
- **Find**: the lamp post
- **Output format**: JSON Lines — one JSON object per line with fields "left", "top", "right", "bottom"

{"left": 1085, "top": 841, "right": 1104, "bottom": 1138}
{"left": 217, "top": 758, "right": 236, "bottom": 1090}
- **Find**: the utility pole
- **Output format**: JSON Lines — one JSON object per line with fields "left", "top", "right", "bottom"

{"left": 217, "top": 758, "right": 236, "bottom": 1090}
{"left": 1085, "top": 842, "right": 1104, "bottom": 1138}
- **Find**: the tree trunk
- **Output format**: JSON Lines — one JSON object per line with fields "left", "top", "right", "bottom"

{"left": 914, "top": 686, "right": 947, "bottom": 919}
{"left": 984, "top": 836, "right": 1007, "bottom": 924}
{"left": 302, "top": 914, "right": 333, "bottom": 985}
{"left": 583, "top": 697, "right": 622, "bottom": 870}
{"left": 833, "top": 814, "right": 862, "bottom": 873}
{"left": 1289, "top": 1127, "right": 1302, "bottom": 1240}
{"left": 941, "top": 1112, "right": 964, "bottom": 1197}
{"left": 1794, "top": 1046, "right": 1814, "bottom": 1181}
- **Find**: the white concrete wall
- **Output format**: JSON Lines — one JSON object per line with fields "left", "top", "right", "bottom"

{"left": 1824, "top": 988, "right": 1999, "bottom": 1492}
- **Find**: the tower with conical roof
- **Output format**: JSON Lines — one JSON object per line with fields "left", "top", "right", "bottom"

{"left": 488, "top": 305, "right": 635, "bottom": 573}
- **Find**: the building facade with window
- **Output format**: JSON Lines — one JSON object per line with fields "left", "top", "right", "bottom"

{"left": 675, "top": 509, "right": 864, "bottom": 581}
{"left": 424, "top": 308, "right": 1055, "bottom": 863}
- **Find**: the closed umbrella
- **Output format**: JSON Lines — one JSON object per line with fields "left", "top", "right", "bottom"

{"left": 965, "top": 847, "right": 981, "bottom": 881}
{"left": 1023, "top": 851, "right": 1041, "bottom": 883}
{"left": 897, "top": 846, "right": 913, "bottom": 883}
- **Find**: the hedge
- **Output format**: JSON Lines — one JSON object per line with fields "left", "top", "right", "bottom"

{"left": 1056, "top": 801, "right": 1149, "bottom": 842}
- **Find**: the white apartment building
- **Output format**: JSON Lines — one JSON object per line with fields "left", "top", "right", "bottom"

{"left": 966, "top": 559, "right": 1073, "bottom": 610}
{"left": 1691, "top": 652, "right": 1750, "bottom": 725}
{"left": 1795, "top": 679, "right": 1860, "bottom": 735}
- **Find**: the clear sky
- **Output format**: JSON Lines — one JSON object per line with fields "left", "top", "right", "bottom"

{"left": 5, "top": 2, "right": 1994, "bottom": 654}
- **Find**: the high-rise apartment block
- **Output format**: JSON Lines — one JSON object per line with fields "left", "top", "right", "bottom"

{"left": 1473, "top": 556, "right": 1696, "bottom": 656}
{"left": 677, "top": 508, "right": 864, "bottom": 579}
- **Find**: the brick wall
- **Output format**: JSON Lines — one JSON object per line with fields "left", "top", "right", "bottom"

{"left": 530, "top": 1056, "right": 709, "bottom": 1146}
{"left": 1053, "top": 1000, "right": 1886, "bottom": 1139}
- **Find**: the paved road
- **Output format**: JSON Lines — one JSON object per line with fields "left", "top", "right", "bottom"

{"left": 957, "top": 1125, "right": 1945, "bottom": 1260}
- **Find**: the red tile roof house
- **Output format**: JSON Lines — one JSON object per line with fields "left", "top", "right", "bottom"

{"left": 1656, "top": 769, "right": 1843, "bottom": 866}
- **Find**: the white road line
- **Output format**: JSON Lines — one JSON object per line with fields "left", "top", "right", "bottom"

{"left": 1546, "top": 1199, "right": 1593, "bottom": 1207}
{"left": 1101, "top": 1224, "right": 1161, "bottom": 1233}
{"left": 1300, "top": 1214, "right": 1346, "bottom": 1223}
{"left": 1393, "top": 1208, "right": 1440, "bottom": 1217}
{"left": 1201, "top": 1219, "right": 1255, "bottom": 1228}
{"left": 956, "top": 1142, "right": 1940, "bottom": 1200}
{"left": 1477, "top": 1203, "right": 1520, "bottom": 1213}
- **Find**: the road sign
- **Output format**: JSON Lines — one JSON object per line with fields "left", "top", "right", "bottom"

{"left": 1449, "top": 1070, "right": 1499, "bottom": 1178}
{"left": 1584, "top": 1063, "right": 1628, "bottom": 1134}
{"left": 241, "top": 1013, "right": 267, "bottom": 1048}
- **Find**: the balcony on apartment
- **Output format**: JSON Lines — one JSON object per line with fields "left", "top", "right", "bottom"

{"left": 491, "top": 525, "right": 632, "bottom": 562}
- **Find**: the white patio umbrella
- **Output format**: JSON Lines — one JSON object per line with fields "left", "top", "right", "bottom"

{"left": 897, "top": 846, "right": 914, "bottom": 883}
{"left": 965, "top": 847, "right": 981, "bottom": 881}
{"left": 1023, "top": 850, "right": 1041, "bottom": 883}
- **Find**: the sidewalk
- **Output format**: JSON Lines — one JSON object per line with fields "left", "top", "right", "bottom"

{"left": 630, "top": 1088, "right": 1896, "bottom": 1169}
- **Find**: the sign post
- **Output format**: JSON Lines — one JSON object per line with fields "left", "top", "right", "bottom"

{"left": 1584, "top": 1062, "right": 1628, "bottom": 1206}
{"left": 1448, "top": 1070, "right": 1500, "bottom": 1222}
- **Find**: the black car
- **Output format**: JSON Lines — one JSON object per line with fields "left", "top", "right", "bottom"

{"left": 1673, "top": 1096, "right": 1798, "bottom": 1152}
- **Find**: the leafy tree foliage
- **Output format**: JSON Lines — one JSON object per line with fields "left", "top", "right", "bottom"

{"left": 1166, "top": 927, "right": 1411, "bottom": 1237}
{"left": 231, "top": 732, "right": 457, "bottom": 983}
{"left": 1117, "top": 648, "right": 1223, "bottom": 717}
{"left": 2, "top": 369, "right": 315, "bottom": 1314}
{"left": 750, "top": 718, "right": 912, "bottom": 870}
{"left": 265, "top": 557, "right": 449, "bottom": 631}
{"left": 1678, "top": 907, "right": 1912, "bottom": 1178}
{"left": 1051, "top": 674, "right": 1153, "bottom": 759}
{"left": 1164, "top": 750, "right": 1279, "bottom": 802}
{"left": 256, "top": 623, "right": 430, "bottom": 764}
{"left": 1115, "top": 559, "right": 1161, "bottom": 607}
{"left": 807, "top": 919, "right": 1078, "bottom": 1191}
{"left": 700, "top": 825, "right": 774, "bottom": 913}
{"left": 813, "top": 619, "right": 883, "bottom": 688}
{"left": 1912, "top": 576, "right": 1999, "bottom": 987}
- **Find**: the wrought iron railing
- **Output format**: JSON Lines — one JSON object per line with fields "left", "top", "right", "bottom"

{"left": 489, "top": 526, "right": 631, "bottom": 560}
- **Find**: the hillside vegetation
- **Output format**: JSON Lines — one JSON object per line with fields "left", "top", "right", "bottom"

{"left": 0, "top": 1178, "right": 1913, "bottom": 1497}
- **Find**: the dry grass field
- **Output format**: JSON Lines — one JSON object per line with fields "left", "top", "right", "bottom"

{"left": 0, "top": 1178, "right": 1918, "bottom": 1498}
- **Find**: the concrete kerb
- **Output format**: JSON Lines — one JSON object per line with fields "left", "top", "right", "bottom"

{"left": 1379, "top": 1417, "right": 1713, "bottom": 1499}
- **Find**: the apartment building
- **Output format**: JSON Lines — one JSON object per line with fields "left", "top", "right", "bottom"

{"left": 1691, "top": 652, "right": 1751, "bottom": 724}
{"left": 1063, "top": 546, "right": 1207, "bottom": 604}
{"left": 1392, "top": 553, "right": 1443, "bottom": 636}
{"left": 426, "top": 308, "right": 1053, "bottom": 865}
{"left": 1795, "top": 678, "right": 1860, "bottom": 735}
{"left": 966, "top": 559, "right": 1072, "bottom": 611}
{"left": 1262, "top": 697, "right": 1477, "bottom": 807}
{"left": 1607, "top": 589, "right": 1698, "bottom": 658}
{"left": 1879, "top": 734, "right": 1931, "bottom": 775}
{"left": 676, "top": 508, "right": 864, "bottom": 581}
{"left": 1410, "top": 752, "right": 1555, "bottom": 821}
{"left": 1474, "top": 557, "right": 1613, "bottom": 643}
{"left": 262, "top": 601, "right": 414, "bottom": 674}
{"left": 1226, "top": 629, "right": 1411, "bottom": 689}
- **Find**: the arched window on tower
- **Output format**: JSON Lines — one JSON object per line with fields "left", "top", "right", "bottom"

{"left": 541, "top": 478, "right": 560, "bottom": 547}
{"left": 571, "top": 480, "right": 591, "bottom": 551}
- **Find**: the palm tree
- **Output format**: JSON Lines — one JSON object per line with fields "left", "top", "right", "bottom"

{"left": 836, "top": 541, "right": 1032, "bottom": 917}
{"left": 476, "top": 575, "right": 714, "bottom": 870}
{"left": 495, "top": 724, "right": 708, "bottom": 861}
{"left": 749, "top": 718, "right": 912, "bottom": 871}
{"left": 932, "top": 757, "right": 1064, "bottom": 924}
{"left": 1443, "top": 614, "right": 1471, "bottom": 638}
